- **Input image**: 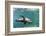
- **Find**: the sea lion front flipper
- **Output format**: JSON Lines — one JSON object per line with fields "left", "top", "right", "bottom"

{"left": 24, "top": 22, "right": 27, "bottom": 24}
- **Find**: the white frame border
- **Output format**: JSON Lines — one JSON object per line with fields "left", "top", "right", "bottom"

{"left": 10, "top": 5, "right": 42, "bottom": 32}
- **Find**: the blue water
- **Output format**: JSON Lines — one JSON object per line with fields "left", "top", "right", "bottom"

{"left": 13, "top": 8, "right": 39, "bottom": 28}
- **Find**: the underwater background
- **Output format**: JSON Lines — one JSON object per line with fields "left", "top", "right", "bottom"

{"left": 13, "top": 8, "right": 39, "bottom": 28}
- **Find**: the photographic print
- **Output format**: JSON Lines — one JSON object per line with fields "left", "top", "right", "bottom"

{"left": 13, "top": 8, "right": 39, "bottom": 28}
